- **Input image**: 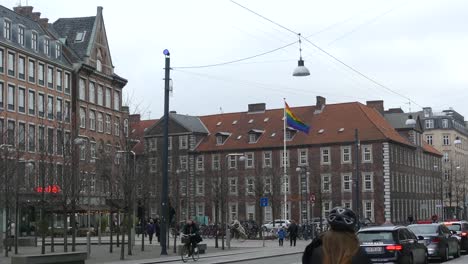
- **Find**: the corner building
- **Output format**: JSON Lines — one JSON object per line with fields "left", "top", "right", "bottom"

{"left": 144, "top": 97, "right": 442, "bottom": 226}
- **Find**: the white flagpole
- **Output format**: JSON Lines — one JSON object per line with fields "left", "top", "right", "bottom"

{"left": 283, "top": 99, "right": 287, "bottom": 221}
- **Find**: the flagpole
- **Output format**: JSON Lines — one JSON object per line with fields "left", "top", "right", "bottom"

{"left": 283, "top": 99, "right": 287, "bottom": 221}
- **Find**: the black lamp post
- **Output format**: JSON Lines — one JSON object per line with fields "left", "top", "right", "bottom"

{"left": 160, "top": 49, "right": 171, "bottom": 255}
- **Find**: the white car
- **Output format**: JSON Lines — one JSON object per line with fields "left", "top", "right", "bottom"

{"left": 261, "top": 219, "right": 291, "bottom": 231}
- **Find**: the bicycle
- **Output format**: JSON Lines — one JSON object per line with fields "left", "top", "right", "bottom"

{"left": 181, "top": 234, "right": 200, "bottom": 262}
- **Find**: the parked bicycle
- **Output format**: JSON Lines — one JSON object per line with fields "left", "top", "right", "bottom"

{"left": 181, "top": 233, "right": 200, "bottom": 262}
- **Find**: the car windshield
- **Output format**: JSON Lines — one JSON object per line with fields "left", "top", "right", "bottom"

{"left": 447, "top": 224, "right": 461, "bottom": 231}
{"left": 357, "top": 231, "right": 395, "bottom": 243}
{"left": 408, "top": 225, "right": 438, "bottom": 234}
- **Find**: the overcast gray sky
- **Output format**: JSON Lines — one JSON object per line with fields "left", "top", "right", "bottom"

{"left": 6, "top": 0, "right": 468, "bottom": 119}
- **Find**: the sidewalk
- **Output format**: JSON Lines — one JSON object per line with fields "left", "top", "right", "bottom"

{"left": 0, "top": 237, "right": 309, "bottom": 264}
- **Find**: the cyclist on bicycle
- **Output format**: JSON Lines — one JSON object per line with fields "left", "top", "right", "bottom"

{"left": 182, "top": 219, "right": 200, "bottom": 256}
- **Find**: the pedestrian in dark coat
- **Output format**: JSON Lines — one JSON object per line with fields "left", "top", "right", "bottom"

{"left": 146, "top": 219, "right": 155, "bottom": 244}
{"left": 155, "top": 218, "right": 161, "bottom": 243}
{"left": 288, "top": 220, "right": 299, "bottom": 247}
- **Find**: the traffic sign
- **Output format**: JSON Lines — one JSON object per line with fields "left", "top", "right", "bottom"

{"left": 260, "top": 197, "right": 268, "bottom": 207}
{"left": 309, "top": 194, "right": 316, "bottom": 202}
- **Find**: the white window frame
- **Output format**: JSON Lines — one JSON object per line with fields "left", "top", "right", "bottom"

{"left": 342, "top": 200, "right": 352, "bottom": 209}
{"left": 363, "top": 200, "right": 374, "bottom": 222}
{"left": 298, "top": 148, "right": 308, "bottom": 166}
{"left": 79, "top": 107, "right": 86, "bottom": 128}
{"left": 321, "top": 147, "right": 331, "bottom": 165}
{"left": 322, "top": 174, "right": 331, "bottom": 193}
{"left": 114, "top": 91, "right": 120, "bottom": 111}
{"left": 179, "top": 135, "right": 188, "bottom": 149}
{"left": 105, "top": 87, "right": 111, "bottom": 108}
{"left": 18, "top": 56, "right": 25, "bottom": 80}
{"left": 149, "top": 158, "right": 157, "bottom": 173}
{"left": 180, "top": 155, "right": 188, "bottom": 170}
{"left": 425, "top": 135, "right": 433, "bottom": 145}
{"left": 196, "top": 155, "right": 204, "bottom": 171}
{"left": 31, "top": 31, "right": 37, "bottom": 51}
{"left": 263, "top": 151, "right": 272, "bottom": 168}
{"left": 362, "top": 145, "right": 373, "bottom": 163}
{"left": 281, "top": 175, "right": 290, "bottom": 194}
{"left": 246, "top": 177, "right": 255, "bottom": 195}
{"left": 196, "top": 178, "right": 205, "bottom": 195}
{"left": 97, "top": 112, "right": 103, "bottom": 132}
{"left": 18, "top": 25, "right": 25, "bottom": 46}
{"left": 280, "top": 150, "right": 290, "bottom": 167}
{"left": 245, "top": 152, "right": 254, "bottom": 168}
{"left": 342, "top": 173, "right": 352, "bottom": 192}
{"left": 212, "top": 154, "right": 220, "bottom": 170}
{"left": 323, "top": 201, "right": 332, "bottom": 217}
{"left": 89, "top": 110, "right": 96, "bottom": 130}
{"left": 425, "top": 119, "right": 434, "bottom": 129}
{"left": 3, "top": 20, "right": 11, "bottom": 40}
{"left": 341, "top": 146, "right": 352, "bottom": 164}
{"left": 442, "top": 135, "right": 450, "bottom": 146}
{"left": 264, "top": 177, "right": 272, "bottom": 194}
{"left": 363, "top": 172, "right": 374, "bottom": 191}
{"left": 229, "top": 177, "right": 238, "bottom": 195}
{"left": 229, "top": 202, "right": 238, "bottom": 222}
{"left": 442, "top": 119, "right": 449, "bottom": 128}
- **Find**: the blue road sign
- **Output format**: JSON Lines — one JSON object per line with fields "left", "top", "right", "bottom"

{"left": 260, "top": 197, "right": 268, "bottom": 207}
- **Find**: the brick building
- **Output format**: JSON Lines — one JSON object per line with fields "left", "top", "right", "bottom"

{"left": 0, "top": 4, "right": 127, "bottom": 233}
{"left": 142, "top": 97, "right": 442, "bottom": 226}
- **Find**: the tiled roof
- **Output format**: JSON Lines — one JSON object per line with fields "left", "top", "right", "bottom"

{"left": 51, "top": 16, "right": 96, "bottom": 60}
{"left": 130, "top": 119, "right": 158, "bottom": 154}
{"left": 196, "top": 102, "right": 414, "bottom": 152}
{"left": 170, "top": 113, "right": 209, "bottom": 134}
{"left": 422, "top": 142, "right": 442, "bottom": 156}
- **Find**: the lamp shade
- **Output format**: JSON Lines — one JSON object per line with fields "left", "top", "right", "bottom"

{"left": 405, "top": 115, "right": 416, "bottom": 126}
{"left": 293, "top": 59, "right": 310, "bottom": 77}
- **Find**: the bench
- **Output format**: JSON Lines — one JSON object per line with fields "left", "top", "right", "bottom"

{"left": 11, "top": 251, "right": 87, "bottom": 264}
{"left": 177, "top": 243, "right": 207, "bottom": 254}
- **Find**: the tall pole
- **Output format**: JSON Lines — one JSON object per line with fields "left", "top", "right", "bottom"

{"left": 160, "top": 49, "right": 170, "bottom": 255}
{"left": 14, "top": 160, "right": 19, "bottom": 254}
{"left": 354, "top": 129, "right": 360, "bottom": 224}
{"left": 283, "top": 99, "right": 287, "bottom": 221}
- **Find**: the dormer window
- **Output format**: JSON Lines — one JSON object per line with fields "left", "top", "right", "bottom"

{"left": 44, "top": 38, "right": 50, "bottom": 56}
{"left": 215, "top": 132, "right": 230, "bottom": 145}
{"left": 75, "top": 31, "right": 86, "bottom": 42}
{"left": 248, "top": 129, "right": 264, "bottom": 143}
{"left": 3, "top": 20, "right": 11, "bottom": 40}
{"left": 18, "top": 26, "right": 24, "bottom": 46}
{"left": 31, "top": 32, "right": 38, "bottom": 51}
{"left": 286, "top": 129, "right": 296, "bottom": 141}
{"left": 55, "top": 43, "right": 61, "bottom": 59}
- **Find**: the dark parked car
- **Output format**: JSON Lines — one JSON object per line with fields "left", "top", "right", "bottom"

{"left": 357, "top": 225, "right": 428, "bottom": 264}
{"left": 407, "top": 223, "right": 460, "bottom": 261}
{"left": 444, "top": 220, "right": 468, "bottom": 251}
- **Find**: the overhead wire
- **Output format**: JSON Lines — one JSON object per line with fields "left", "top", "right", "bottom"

{"left": 230, "top": 0, "right": 423, "bottom": 108}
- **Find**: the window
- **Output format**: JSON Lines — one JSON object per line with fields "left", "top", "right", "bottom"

{"left": 38, "top": 93, "right": 44, "bottom": 117}
{"left": 79, "top": 78, "right": 86, "bottom": 100}
{"left": 149, "top": 158, "right": 157, "bottom": 173}
{"left": 362, "top": 145, "right": 372, "bottom": 162}
{"left": 55, "top": 43, "right": 61, "bottom": 58}
{"left": 47, "top": 128, "right": 54, "bottom": 154}
{"left": 38, "top": 63, "right": 44, "bottom": 85}
{"left": 7, "top": 84, "right": 14, "bottom": 111}
{"left": 64, "top": 101, "right": 70, "bottom": 122}
{"left": 322, "top": 174, "right": 331, "bottom": 192}
{"left": 363, "top": 173, "right": 374, "bottom": 191}
{"left": 105, "top": 114, "right": 111, "bottom": 134}
{"left": 56, "top": 130, "right": 63, "bottom": 155}
{"left": 246, "top": 178, "right": 254, "bottom": 194}
{"left": 28, "top": 90, "right": 36, "bottom": 115}
{"left": 363, "top": 200, "right": 374, "bottom": 221}
{"left": 245, "top": 152, "right": 254, "bottom": 168}
{"left": 280, "top": 150, "right": 289, "bottom": 167}
{"left": 7, "top": 120, "right": 15, "bottom": 146}
{"left": 79, "top": 144, "right": 85, "bottom": 160}
{"left": 229, "top": 177, "right": 238, "bottom": 195}
{"left": 123, "top": 119, "right": 128, "bottom": 137}
{"left": 31, "top": 32, "right": 37, "bottom": 51}
{"left": 97, "top": 85, "right": 103, "bottom": 105}
{"left": 18, "top": 87, "right": 25, "bottom": 113}
{"left": 343, "top": 201, "right": 352, "bottom": 209}
{"left": 286, "top": 129, "right": 295, "bottom": 140}
{"left": 148, "top": 138, "right": 157, "bottom": 151}
{"left": 28, "top": 124, "right": 35, "bottom": 152}
{"left": 89, "top": 82, "right": 95, "bottom": 103}
{"left": 47, "top": 67, "right": 54, "bottom": 88}
{"left": 263, "top": 151, "right": 272, "bottom": 168}
{"left": 28, "top": 59, "right": 35, "bottom": 82}
{"left": 47, "top": 96, "right": 54, "bottom": 119}
{"left": 3, "top": 20, "right": 11, "bottom": 40}
{"left": 425, "top": 119, "right": 434, "bottom": 129}
{"left": 246, "top": 204, "right": 255, "bottom": 221}
{"left": 228, "top": 155, "right": 237, "bottom": 169}
{"left": 44, "top": 38, "right": 50, "bottom": 56}
{"left": 443, "top": 135, "right": 450, "bottom": 146}
{"left": 282, "top": 175, "right": 290, "bottom": 193}
{"left": 179, "top": 155, "right": 188, "bottom": 170}
{"left": 64, "top": 73, "right": 70, "bottom": 94}
{"left": 341, "top": 146, "right": 351, "bottom": 163}
{"left": 96, "top": 59, "right": 102, "bottom": 72}
{"left": 321, "top": 147, "right": 331, "bottom": 165}
{"left": 18, "top": 56, "right": 25, "bottom": 79}
{"left": 443, "top": 152, "right": 449, "bottom": 163}
{"left": 8, "top": 52, "right": 15, "bottom": 76}
{"left": 168, "top": 136, "right": 172, "bottom": 150}
{"left": 342, "top": 173, "right": 352, "bottom": 192}
{"left": 56, "top": 98, "right": 62, "bottom": 121}
{"left": 0, "top": 49, "right": 3, "bottom": 73}
{"left": 105, "top": 87, "right": 111, "bottom": 108}
{"left": 323, "top": 201, "right": 332, "bottom": 217}
{"left": 79, "top": 108, "right": 86, "bottom": 128}
{"left": 114, "top": 117, "right": 120, "bottom": 136}
{"left": 196, "top": 178, "right": 204, "bottom": 195}
{"left": 196, "top": 155, "right": 204, "bottom": 171}
{"left": 216, "top": 135, "right": 224, "bottom": 145}
{"left": 18, "top": 122, "right": 25, "bottom": 151}
{"left": 37, "top": 126, "right": 45, "bottom": 152}
{"left": 248, "top": 133, "right": 257, "bottom": 143}
{"left": 0, "top": 82, "right": 3, "bottom": 109}
{"left": 114, "top": 91, "right": 120, "bottom": 110}
{"left": 229, "top": 203, "right": 238, "bottom": 222}
{"left": 210, "top": 154, "right": 220, "bottom": 170}
{"left": 179, "top": 135, "right": 188, "bottom": 149}
{"left": 89, "top": 110, "right": 96, "bottom": 130}
{"left": 0, "top": 119, "right": 3, "bottom": 144}
{"left": 56, "top": 70, "right": 62, "bottom": 91}
{"left": 442, "top": 119, "right": 449, "bottom": 128}
{"left": 264, "top": 177, "right": 272, "bottom": 194}
{"left": 18, "top": 26, "right": 24, "bottom": 45}
{"left": 426, "top": 135, "right": 433, "bottom": 145}
{"left": 298, "top": 149, "right": 308, "bottom": 165}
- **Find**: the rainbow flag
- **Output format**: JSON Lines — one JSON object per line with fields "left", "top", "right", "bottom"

{"left": 285, "top": 102, "right": 310, "bottom": 134}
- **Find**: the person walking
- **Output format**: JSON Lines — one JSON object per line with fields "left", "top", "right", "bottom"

{"left": 302, "top": 207, "right": 372, "bottom": 264}
{"left": 155, "top": 217, "right": 161, "bottom": 243}
{"left": 277, "top": 227, "right": 286, "bottom": 246}
{"left": 146, "top": 219, "right": 155, "bottom": 244}
{"left": 288, "top": 220, "right": 299, "bottom": 247}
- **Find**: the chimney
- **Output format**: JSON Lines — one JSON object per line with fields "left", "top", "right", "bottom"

{"left": 387, "top": 108, "right": 404, "bottom": 114}
{"left": 129, "top": 114, "right": 141, "bottom": 123}
{"left": 248, "top": 103, "right": 266, "bottom": 113}
{"left": 13, "top": 6, "right": 34, "bottom": 17}
{"left": 39, "top": 18, "right": 49, "bottom": 28}
{"left": 366, "top": 100, "right": 384, "bottom": 114}
{"left": 169, "top": 111, "right": 177, "bottom": 114}
{"left": 31, "top": 12, "right": 41, "bottom": 21}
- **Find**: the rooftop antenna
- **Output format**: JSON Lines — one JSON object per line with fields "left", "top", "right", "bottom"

{"left": 219, "top": 107, "right": 223, "bottom": 114}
